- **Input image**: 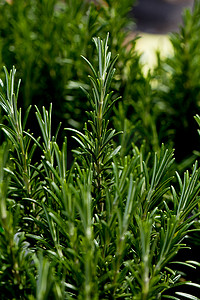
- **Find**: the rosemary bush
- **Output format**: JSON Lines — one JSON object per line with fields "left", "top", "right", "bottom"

{"left": 0, "top": 34, "right": 200, "bottom": 299}
{"left": 0, "top": 0, "right": 140, "bottom": 135}
{"left": 152, "top": 0, "right": 200, "bottom": 165}
{"left": 2, "top": 0, "right": 200, "bottom": 171}
{"left": 113, "top": 0, "right": 200, "bottom": 168}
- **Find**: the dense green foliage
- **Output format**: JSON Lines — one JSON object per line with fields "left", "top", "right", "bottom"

{"left": 0, "top": 33, "right": 200, "bottom": 299}
{"left": 1, "top": 0, "right": 200, "bottom": 299}
{"left": 0, "top": 0, "right": 140, "bottom": 133}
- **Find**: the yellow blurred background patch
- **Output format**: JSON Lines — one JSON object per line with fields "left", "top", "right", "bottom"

{"left": 136, "top": 33, "right": 173, "bottom": 73}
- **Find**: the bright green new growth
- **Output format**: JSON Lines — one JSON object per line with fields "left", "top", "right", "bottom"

{"left": 0, "top": 35, "right": 200, "bottom": 299}
{"left": 67, "top": 33, "right": 121, "bottom": 212}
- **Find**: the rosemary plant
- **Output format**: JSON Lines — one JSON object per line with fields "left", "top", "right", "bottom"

{"left": 67, "top": 33, "right": 121, "bottom": 212}
{"left": 0, "top": 34, "right": 200, "bottom": 299}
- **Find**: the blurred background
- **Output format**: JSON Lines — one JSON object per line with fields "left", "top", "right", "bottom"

{"left": 0, "top": 0, "right": 200, "bottom": 167}
{"left": 133, "top": 0, "right": 194, "bottom": 69}
{"left": 133, "top": 0, "right": 194, "bottom": 34}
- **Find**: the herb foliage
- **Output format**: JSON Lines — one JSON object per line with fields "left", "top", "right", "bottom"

{"left": 0, "top": 34, "right": 200, "bottom": 299}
